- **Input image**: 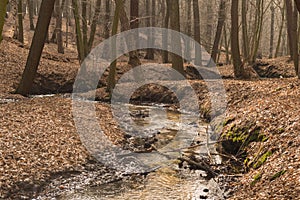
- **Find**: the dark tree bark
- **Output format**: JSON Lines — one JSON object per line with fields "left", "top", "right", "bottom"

{"left": 295, "top": 0, "right": 300, "bottom": 12}
{"left": 286, "top": 0, "right": 298, "bottom": 74}
{"left": 27, "top": 0, "right": 35, "bottom": 30}
{"left": 16, "top": 0, "right": 55, "bottom": 95}
{"left": 72, "top": 0, "right": 84, "bottom": 62}
{"left": 241, "top": 0, "right": 249, "bottom": 61}
{"left": 81, "top": 0, "right": 88, "bottom": 57}
{"left": 130, "top": 0, "right": 139, "bottom": 29}
{"left": 17, "top": 0, "right": 24, "bottom": 43}
{"left": 170, "top": 0, "right": 184, "bottom": 75}
{"left": 107, "top": 0, "right": 122, "bottom": 95}
{"left": 269, "top": 2, "right": 275, "bottom": 58}
{"left": 129, "top": 0, "right": 140, "bottom": 64}
{"left": 144, "top": 0, "right": 155, "bottom": 60}
{"left": 231, "top": 0, "right": 245, "bottom": 78}
{"left": 56, "top": 0, "right": 64, "bottom": 54}
{"left": 104, "top": 0, "right": 110, "bottom": 39}
{"left": 210, "top": 0, "right": 226, "bottom": 64}
{"left": 193, "top": 0, "right": 202, "bottom": 65}
{"left": 87, "top": 0, "right": 101, "bottom": 53}
{"left": 162, "top": 0, "right": 169, "bottom": 63}
{"left": 119, "top": 1, "right": 141, "bottom": 67}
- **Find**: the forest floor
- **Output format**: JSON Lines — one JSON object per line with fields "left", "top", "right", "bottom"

{"left": 0, "top": 33, "right": 300, "bottom": 200}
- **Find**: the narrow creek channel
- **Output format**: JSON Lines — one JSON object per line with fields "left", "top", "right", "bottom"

{"left": 61, "top": 103, "right": 225, "bottom": 200}
{"left": 3, "top": 95, "right": 226, "bottom": 199}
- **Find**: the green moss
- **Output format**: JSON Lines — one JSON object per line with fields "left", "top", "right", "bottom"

{"left": 270, "top": 170, "right": 286, "bottom": 181}
{"left": 253, "top": 151, "right": 272, "bottom": 169}
{"left": 223, "top": 117, "right": 235, "bottom": 126}
{"left": 251, "top": 172, "right": 262, "bottom": 186}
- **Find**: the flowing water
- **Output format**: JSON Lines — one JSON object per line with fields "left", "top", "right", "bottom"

{"left": 59, "top": 104, "right": 224, "bottom": 200}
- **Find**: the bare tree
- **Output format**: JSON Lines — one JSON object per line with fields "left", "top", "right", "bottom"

{"left": 269, "top": 1, "right": 275, "bottom": 58}
{"left": 211, "top": 0, "right": 226, "bottom": 64}
{"left": 17, "top": 0, "right": 24, "bottom": 43}
{"left": 16, "top": 0, "right": 56, "bottom": 95}
{"left": 193, "top": 0, "right": 202, "bottom": 65}
{"left": 56, "top": 0, "right": 64, "bottom": 54}
{"left": 107, "top": 0, "right": 122, "bottom": 95}
{"left": 27, "top": 0, "right": 35, "bottom": 30}
{"left": 231, "top": 0, "right": 245, "bottom": 78}
{"left": 170, "top": 0, "right": 184, "bottom": 75}
{"left": 286, "top": 0, "right": 299, "bottom": 76}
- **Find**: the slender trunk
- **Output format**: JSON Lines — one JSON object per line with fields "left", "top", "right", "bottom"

{"left": 17, "top": 0, "right": 24, "bottom": 43}
{"left": 249, "top": 0, "right": 264, "bottom": 64}
{"left": 82, "top": 0, "right": 88, "bottom": 57}
{"left": 65, "top": 0, "right": 69, "bottom": 47}
{"left": 210, "top": 0, "right": 226, "bottom": 64}
{"left": 170, "top": 0, "right": 184, "bottom": 75}
{"left": 275, "top": 2, "right": 285, "bottom": 58}
{"left": 223, "top": 22, "right": 230, "bottom": 64}
{"left": 193, "top": 0, "right": 202, "bottom": 65}
{"left": 104, "top": 0, "right": 110, "bottom": 39}
{"left": 16, "top": 0, "right": 55, "bottom": 95}
{"left": 56, "top": 0, "right": 64, "bottom": 53}
{"left": 206, "top": 0, "right": 212, "bottom": 51}
{"left": 27, "top": 0, "right": 34, "bottom": 30}
{"left": 129, "top": 0, "right": 140, "bottom": 64}
{"left": 231, "top": 0, "right": 244, "bottom": 78}
{"left": 87, "top": 0, "right": 101, "bottom": 53}
{"left": 107, "top": 0, "right": 122, "bottom": 95}
{"left": 184, "top": 0, "right": 192, "bottom": 62}
{"left": 72, "top": 0, "right": 84, "bottom": 62}
{"left": 162, "top": 0, "right": 169, "bottom": 63}
{"left": 119, "top": 1, "right": 141, "bottom": 67}
{"left": 269, "top": 2, "right": 275, "bottom": 58}
{"left": 144, "top": 0, "right": 154, "bottom": 59}
{"left": 286, "top": 0, "right": 294, "bottom": 59}
{"left": 241, "top": 0, "right": 249, "bottom": 61}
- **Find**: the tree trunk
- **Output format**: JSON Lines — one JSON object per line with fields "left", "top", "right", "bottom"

{"left": 170, "top": 0, "right": 184, "bottom": 75}
{"left": 206, "top": 0, "right": 212, "bottom": 51}
{"left": 72, "top": 0, "right": 85, "bottom": 62}
{"left": 193, "top": 0, "right": 202, "bottom": 65}
{"left": 16, "top": 0, "right": 55, "bottom": 95}
{"left": 87, "top": 0, "right": 101, "bottom": 53}
{"left": 82, "top": 0, "right": 88, "bottom": 57}
{"left": 231, "top": 0, "right": 244, "bottom": 78}
{"left": 119, "top": 0, "right": 141, "bottom": 67}
{"left": 129, "top": 0, "right": 140, "bottom": 64}
{"left": 0, "top": 0, "right": 8, "bottom": 43}
{"left": 107, "top": 0, "right": 122, "bottom": 95}
{"left": 249, "top": 0, "right": 264, "bottom": 64}
{"left": 241, "top": 0, "right": 249, "bottom": 61}
{"left": 269, "top": 2, "right": 275, "bottom": 58}
{"left": 104, "top": 0, "right": 110, "bottom": 39}
{"left": 295, "top": 0, "right": 300, "bottom": 12}
{"left": 210, "top": 0, "right": 226, "bottom": 64}
{"left": 27, "top": 0, "right": 35, "bottom": 30}
{"left": 144, "top": 0, "right": 154, "bottom": 59}
{"left": 275, "top": 2, "right": 285, "bottom": 58}
{"left": 17, "top": 0, "right": 24, "bottom": 43}
{"left": 162, "top": 0, "right": 169, "bottom": 63}
{"left": 286, "top": 0, "right": 299, "bottom": 75}
{"left": 56, "top": 0, "right": 64, "bottom": 54}
{"left": 184, "top": 0, "right": 192, "bottom": 62}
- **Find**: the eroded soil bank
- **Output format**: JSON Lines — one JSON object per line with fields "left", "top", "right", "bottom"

{"left": 1, "top": 38, "right": 300, "bottom": 199}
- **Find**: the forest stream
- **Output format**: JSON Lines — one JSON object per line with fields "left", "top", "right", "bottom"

{"left": 30, "top": 99, "right": 225, "bottom": 200}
